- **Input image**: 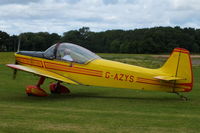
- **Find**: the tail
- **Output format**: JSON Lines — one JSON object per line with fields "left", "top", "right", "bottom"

{"left": 159, "top": 48, "right": 193, "bottom": 92}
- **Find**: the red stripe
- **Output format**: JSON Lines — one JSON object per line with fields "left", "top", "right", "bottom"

{"left": 44, "top": 62, "right": 102, "bottom": 76}
{"left": 17, "top": 57, "right": 43, "bottom": 67}
{"left": 136, "top": 78, "right": 193, "bottom": 90}
{"left": 188, "top": 51, "right": 193, "bottom": 91}
{"left": 184, "top": 88, "right": 192, "bottom": 92}
{"left": 44, "top": 61, "right": 102, "bottom": 73}
{"left": 44, "top": 62, "right": 102, "bottom": 77}
{"left": 177, "top": 83, "right": 193, "bottom": 87}
{"left": 137, "top": 77, "right": 175, "bottom": 87}
{"left": 173, "top": 47, "right": 189, "bottom": 54}
{"left": 45, "top": 64, "right": 102, "bottom": 77}
{"left": 73, "top": 66, "right": 102, "bottom": 73}
{"left": 17, "top": 61, "right": 102, "bottom": 77}
{"left": 173, "top": 50, "right": 189, "bottom": 54}
{"left": 17, "top": 57, "right": 43, "bottom": 63}
{"left": 32, "top": 59, "right": 43, "bottom": 67}
{"left": 44, "top": 63, "right": 99, "bottom": 74}
{"left": 136, "top": 81, "right": 161, "bottom": 86}
{"left": 17, "top": 57, "right": 103, "bottom": 77}
{"left": 18, "top": 61, "right": 42, "bottom": 67}
{"left": 174, "top": 48, "right": 188, "bottom": 51}
{"left": 137, "top": 77, "right": 158, "bottom": 82}
{"left": 44, "top": 63, "right": 102, "bottom": 75}
{"left": 136, "top": 81, "right": 174, "bottom": 87}
{"left": 45, "top": 67, "right": 102, "bottom": 77}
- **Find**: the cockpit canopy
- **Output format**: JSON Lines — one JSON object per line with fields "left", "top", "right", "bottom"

{"left": 44, "top": 43, "right": 101, "bottom": 64}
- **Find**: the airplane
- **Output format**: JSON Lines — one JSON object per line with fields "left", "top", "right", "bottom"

{"left": 7, "top": 42, "right": 193, "bottom": 100}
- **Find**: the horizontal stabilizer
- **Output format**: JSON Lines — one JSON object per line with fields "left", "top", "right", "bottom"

{"left": 154, "top": 76, "right": 185, "bottom": 81}
{"left": 7, "top": 64, "right": 79, "bottom": 85}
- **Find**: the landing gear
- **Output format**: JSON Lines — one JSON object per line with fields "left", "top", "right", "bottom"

{"left": 49, "top": 81, "right": 70, "bottom": 94}
{"left": 26, "top": 76, "right": 70, "bottom": 97}
{"left": 26, "top": 76, "right": 48, "bottom": 97}
{"left": 175, "top": 92, "right": 189, "bottom": 101}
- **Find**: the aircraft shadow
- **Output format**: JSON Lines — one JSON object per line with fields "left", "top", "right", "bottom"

{"left": 20, "top": 92, "right": 181, "bottom": 102}
{"left": 2, "top": 92, "right": 183, "bottom": 103}
{"left": 68, "top": 92, "right": 181, "bottom": 102}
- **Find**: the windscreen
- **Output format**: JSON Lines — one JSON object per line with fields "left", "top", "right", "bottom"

{"left": 44, "top": 43, "right": 100, "bottom": 64}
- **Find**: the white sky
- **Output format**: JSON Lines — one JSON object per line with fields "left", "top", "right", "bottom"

{"left": 0, "top": 0, "right": 200, "bottom": 35}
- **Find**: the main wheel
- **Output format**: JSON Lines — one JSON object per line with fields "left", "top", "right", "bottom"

{"left": 49, "top": 83, "right": 70, "bottom": 94}
{"left": 26, "top": 85, "right": 48, "bottom": 97}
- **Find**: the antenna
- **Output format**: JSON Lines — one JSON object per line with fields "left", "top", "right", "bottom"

{"left": 17, "top": 35, "right": 21, "bottom": 52}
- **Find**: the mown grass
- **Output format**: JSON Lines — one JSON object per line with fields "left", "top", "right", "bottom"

{"left": 99, "top": 53, "right": 166, "bottom": 68}
{"left": 0, "top": 52, "right": 15, "bottom": 64}
{"left": 0, "top": 52, "right": 200, "bottom": 133}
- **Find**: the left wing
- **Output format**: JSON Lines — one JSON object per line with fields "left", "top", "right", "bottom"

{"left": 7, "top": 64, "right": 80, "bottom": 85}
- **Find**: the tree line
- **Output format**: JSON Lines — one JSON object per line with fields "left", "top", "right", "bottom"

{"left": 0, "top": 26, "right": 200, "bottom": 53}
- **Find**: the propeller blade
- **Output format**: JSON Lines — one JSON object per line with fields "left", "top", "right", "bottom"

{"left": 13, "top": 59, "right": 18, "bottom": 79}
{"left": 13, "top": 69, "right": 17, "bottom": 80}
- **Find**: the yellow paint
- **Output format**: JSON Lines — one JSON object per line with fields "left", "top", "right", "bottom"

{"left": 13, "top": 48, "right": 193, "bottom": 93}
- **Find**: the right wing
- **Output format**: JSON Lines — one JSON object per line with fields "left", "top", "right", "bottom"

{"left": 7, "top": 64, "right": 80, "bottom": 85}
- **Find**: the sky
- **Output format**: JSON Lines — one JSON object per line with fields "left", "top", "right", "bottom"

{"left": 0, "top": 0, "right": 200, "bottom": 35}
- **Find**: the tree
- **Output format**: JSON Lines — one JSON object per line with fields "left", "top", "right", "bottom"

{"left": 120, "top": 42, "right": 130, "bottom": 53}
{"left": 110, "top": 40, "right": 120, "bottom": 53}
{"left": 0, "top": 31, "right": 10, "bottom": 51}
{"left": 0, "top": 26, "right": 200, "bottom": 53}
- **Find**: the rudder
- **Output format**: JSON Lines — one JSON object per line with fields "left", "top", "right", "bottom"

{"left": 159, "top": 48, "right": 193, "bottom": 92}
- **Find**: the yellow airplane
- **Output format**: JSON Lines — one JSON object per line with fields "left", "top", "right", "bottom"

{"left": 7, "top": 43, "right": 193, "bottom": 100}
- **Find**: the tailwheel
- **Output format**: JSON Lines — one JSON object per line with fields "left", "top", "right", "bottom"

{"left": 26, "top": 76, "right": 48, "bottom": 97}
{"left": 175, "top": 92, "right": 189, "bottom": 101}
{"left": 49, "top": 82, "right": 70, "bottom": 94}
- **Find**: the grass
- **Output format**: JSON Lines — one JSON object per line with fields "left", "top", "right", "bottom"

{"left": 98, "top": 53, "right": 167, "bottom": 68}
{"left": 0, "top": 52, "right": 200, "bottom": 133}
{"left": 0, "top": 52, "right": 15, "bottom": 64}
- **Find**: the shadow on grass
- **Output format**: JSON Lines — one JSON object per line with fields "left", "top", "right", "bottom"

{"left": 1, "top": 91, "right": 183, "bottom": 104}
{"left": 71, "top": 92, "right": 184, "bottom": 102}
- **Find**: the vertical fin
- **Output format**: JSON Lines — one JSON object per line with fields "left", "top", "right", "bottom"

{"left": 159, "top": 48, "right": 193, "bottom": 92}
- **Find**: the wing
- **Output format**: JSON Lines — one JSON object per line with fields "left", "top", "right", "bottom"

{"left": 154, "top": 75, "right": 185, "bottom": 81}
{"left": 7, "top": 64, "right": 79, "bottom": 85}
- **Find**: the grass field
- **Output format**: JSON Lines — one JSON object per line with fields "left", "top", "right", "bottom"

{"left": 0, "top": 52, "right": 200, "bottom": 133}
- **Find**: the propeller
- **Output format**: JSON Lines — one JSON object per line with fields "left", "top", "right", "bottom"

{"left": 12, "top": 58, "right": 19, "bottom": 80}
{"left": 13, "top": 68, "right": 17, "bottom": 80}
{"left": 13, "top": 36, "right": 21, "bottom": 79}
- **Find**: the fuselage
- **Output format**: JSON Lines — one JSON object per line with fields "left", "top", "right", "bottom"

{"left": 15, "top": 53, "right": 186, "bottom": 93}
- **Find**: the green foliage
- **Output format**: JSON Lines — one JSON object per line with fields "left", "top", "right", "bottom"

{"left": 1, "top": 26, "right": 200, "bottom": 53}
{"left": 110, "top": 40, "right": 120, "bottom": 53}
{"left": 20, "top": 32, "right": 61, "bottom": 51}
